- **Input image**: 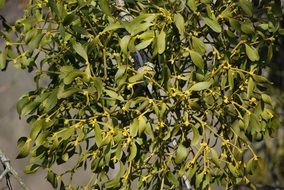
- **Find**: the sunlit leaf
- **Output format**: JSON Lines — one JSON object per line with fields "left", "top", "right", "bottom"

{"left": 245, "top": 44, "right": 259, "bottom": 61}
{"left": 175, "top": 144, "right": 188, "bottom": 164}
{"left": 192, "top": 36, "right": 206, "bottom": 55}
{"left": 129, "top": 143, "right": 137, "bottom": 161}
{"left": 73, "top": 43, "right": 88, "bottom": 62}
{"left": 247, "top": 77, "right": 255, "bottom": 98}
{"left": 16, "top": 138, "right": 30, "bottom": 159}
{"left": 0, "top": 50, "right": 7, "bottom": 70}
{"left": 120, "top": 35, "right": 131, "bottom": 54}
{"left": 189, "top": 81, "right": 212, "bottom": 91}
{"left": 203, "top": 17, "right": 222, "bottom": 33}
{"left": 157, "top": 30, "right": 166, "bottom": 54}
{"left": 187, "top": 0, "right": 197, "bottom": 12}
{"left": 24, "top": 164, "right": 40, "bottom": 174}
{"left": 189, "top": 50, "right": 204, "bottom": 71}
{"left": 135, "top": 38, "right": 153, "bottom": 51}
{"left": 174, "top": 13, "right": 185, "bottom": 37}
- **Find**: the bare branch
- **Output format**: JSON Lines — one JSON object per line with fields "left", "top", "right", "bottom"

{"left": 0, "top": 148, "right": 30, "bottom": 190}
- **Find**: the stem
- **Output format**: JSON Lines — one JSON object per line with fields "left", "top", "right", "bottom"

{"left": 0, "top": 148, "right": 30, "bottom": 190}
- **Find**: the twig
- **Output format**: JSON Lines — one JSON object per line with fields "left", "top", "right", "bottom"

{"left": 0, "top": 148, "right": 30, "bottom": 190}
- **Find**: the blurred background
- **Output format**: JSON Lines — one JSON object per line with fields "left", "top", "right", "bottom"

{"left": 0, "top": 0, "right": 283, "bottom": 190}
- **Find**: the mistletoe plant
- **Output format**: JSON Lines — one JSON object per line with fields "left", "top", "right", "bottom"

{"left": 0, "top": 0, "right": 283, "bottom": 189}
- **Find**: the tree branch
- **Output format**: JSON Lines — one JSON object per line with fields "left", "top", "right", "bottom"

{"left": 0, "top": 148, "right": 30, "bottom": 190}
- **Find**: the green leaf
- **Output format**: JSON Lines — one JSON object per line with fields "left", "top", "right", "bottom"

{"left": 105, "top": 178, "right": 121, "bottom": 189}
{"left": 103, "top": 22, "right": 123, "bottom": 33}
{"left": 21, "top": 101, "right": 40, "bottom": 116}
{"left": 229, "top": 18, "right": 241, "bottom": 31}
{"left": 189, "top": 81, "right": 212, "bottom": 91}
{"left": 98, "top": 0, "right": 111, "bottom": 16}
{"left": 187, "top": 163, "right": 197, "bottom": 179}
{"left": 192, "top": 36, "right": 206, "bottom": 55}
{"left": 245, "top": 158, "right": 256, "bottom": 174}
{"left": 93, "top": 77, "right": 103, "bottom": 99}
{"left": 166, "top": 171, "right": 179, "bottom": 187}
{"left": 57, "top": 87, "right": 80, "bottom": 99}
{"left": 157, "top": 30, "right": 166, "bottom": 54}
{"left": 73, "top": 43, "right": 88, "bottom": 62}
{"left": 129, "top": 143, "right": 137, "bottom": 161}
{"left": 247, "top": 77, "right": 255, "bottom": 98}
{"left": 145, "top": 123, "right": 154, "bottom": 141}
{"left": 57, "top": 127, "right": 75, "bottom": 141}
{"left": 261, "top": 108, "right": 274, "bottom": 121}
{"left": 47, "top": 170, "right": 58, "bottom": 189}
{"left": 279, "top": 28, "right": 284, "bottom": 35}
{"left": 0, "top": 50, "right": 7, "bottom": 70}
{"left": 16, "top": 138, "right": 30, "bottom": 159}
{"left": 139, "top": 30, "right": 155, "bottom": 40}
{"left": 63, "top": 13, "right": 77, "bottom": 26}
{"left": 175, "top": 144, "right": 188, "bottom": 164}
{"left": 24, "top": 164, "right": 40, "bottom": 174}
{"left": 220, "top": 6, "right": 233, "bottom": 19}
{"left": 174, "top": 13, "right": 185, "bottom": 37}
{"left": 138, "top": 116, "right": 147, "bottom": 136}
{"left": 27, "top": 33, "right": 44, "bottom": 51}
{"left": 30, "top": 119, "right": 42, "bottom": 140}
{"left": 63, "top": 70, "right": 83, "bottom": 84}
{"left": 16, "top": 96, "right": 30, "bottom": 115}
{"left": 135, "top": 38, "right": 153, "bottom": 51}
{"left": 245, "top": 44, "right": 259, "bottom": 61}
{"left": 191, "top": 126, "right": 200, "bottom": 146}
{"left": 129, "top": 73, "right": 144, "bottom": 83}
{"left": 203, "top": 17, "right": 222, "bottom": 33}
{"left": 267, "top": 44, "right": 273, "bottom": 62}
{"left": 228, "top": 69, "right": 234, "bottom": 90}
{"left": 42, "top": 90, "right": 58, "bottom": 113}
{"left": 25, "top": 30, "right": 38, "bottom": 44}
{"left": 123, "top": 22, "right": 153, "bottom": 35}
{"left": 258, "top": 23, "right": 269, "bottom": 31}
{"left": 241, "top": 21, "right": 254, "bottom": 34}
{"left": 105, "top": 89, "right": 124, "bottom": 101}
{"left": 61, "top": 153, "right": 69, "bottom": 162}
{"left": 120, "top": 35, "right": 131, "bottom": 54}
{"left": 252, "top": 74, "right": 269, "bottom": 83}
{"left": 130, "top": 118, "right": 139, "bottom": 137}
{"left": 228, "top": 163, "right": 240, "bottom": 177}
{"left": 115, "top": 65, "right": 127, "bottom": 81}
{"left": 202, "top": 174, "right": 211, "bottom": 189}
{"left": 189, "top": 50, "right": 204, "bottom": 70}
{"left": 48, "top": 0, "right": 59, "bottom": 15}
{"left": 94, "top": 124, "right": 102, "bottom": 147}
{"left": 187, "top": 0, "right": 197, "bottom": 12}
{"left": 60, "top": 65, "right": 74, "bottom": 73}
{"left": 211, "top": 149, "right": 220, "bottom": 167}
{"left": 195, "top": 172, "right": 204, "bottom": 188}
{"left": 250, "top": 113, "right": 261, "bottom": 133}
{"left": 261, "top": 94, "right": 272, "bottom": 105}
{"left": 239, "top": 0, "right": 253, "bottom": 17}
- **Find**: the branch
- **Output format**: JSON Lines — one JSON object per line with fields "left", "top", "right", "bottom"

{"left": 0, "top": 148, "right": 30, "bottom": 190}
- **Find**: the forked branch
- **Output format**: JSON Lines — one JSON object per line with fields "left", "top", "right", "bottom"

{"left": 0, "top": 148, "right": 30, "bottom": 190}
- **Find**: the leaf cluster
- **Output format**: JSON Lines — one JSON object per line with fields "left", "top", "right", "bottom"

{"left": 0, "top": 0, "right": 283, "bottom": 189}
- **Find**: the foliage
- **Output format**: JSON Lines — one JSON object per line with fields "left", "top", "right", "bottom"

{"left": 0, "top": 0, "right": 283, "bottom": 189}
